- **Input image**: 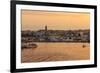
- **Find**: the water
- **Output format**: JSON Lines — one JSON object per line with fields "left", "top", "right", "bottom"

{"left": 21, "top": 43, "right": 90, "bottom": 63}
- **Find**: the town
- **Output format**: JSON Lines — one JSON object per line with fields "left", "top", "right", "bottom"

{"left": 22, "top": 26, "right": 90, "bottom": 43}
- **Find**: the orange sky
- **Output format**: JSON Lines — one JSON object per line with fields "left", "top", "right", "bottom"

{"left": 21, "top": 10, "right": 90, "bottom": 31}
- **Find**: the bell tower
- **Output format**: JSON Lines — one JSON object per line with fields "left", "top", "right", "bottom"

{"left": 45, "top": 25, "right": 48, "bottom": 41}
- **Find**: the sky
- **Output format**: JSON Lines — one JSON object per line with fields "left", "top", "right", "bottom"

{"left": 21, "top": 10, "right": 90, "bottom": 31}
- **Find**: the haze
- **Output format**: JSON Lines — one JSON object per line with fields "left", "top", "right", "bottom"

{"left": 21, "top": 10, "right": 90, "bottom": 31}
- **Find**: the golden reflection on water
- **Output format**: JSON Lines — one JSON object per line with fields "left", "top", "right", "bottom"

{"left": 21, "top": 43, "right": 90, "bottom": 63}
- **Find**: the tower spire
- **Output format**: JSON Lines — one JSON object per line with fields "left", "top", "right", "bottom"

{"left": 45, "top": 25, "right": 48, "bottom": 41}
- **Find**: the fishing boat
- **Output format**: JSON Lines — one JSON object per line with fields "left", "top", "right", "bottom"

{"left": 22, "top": 43, "right": 37, "bottom": 49}
{"left": 82, "top": 44, "right": 86, "bottom": 48}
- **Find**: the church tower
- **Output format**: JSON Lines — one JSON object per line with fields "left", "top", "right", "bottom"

{"left": 45, "top": 25, "right": 48, "bottom": 41}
